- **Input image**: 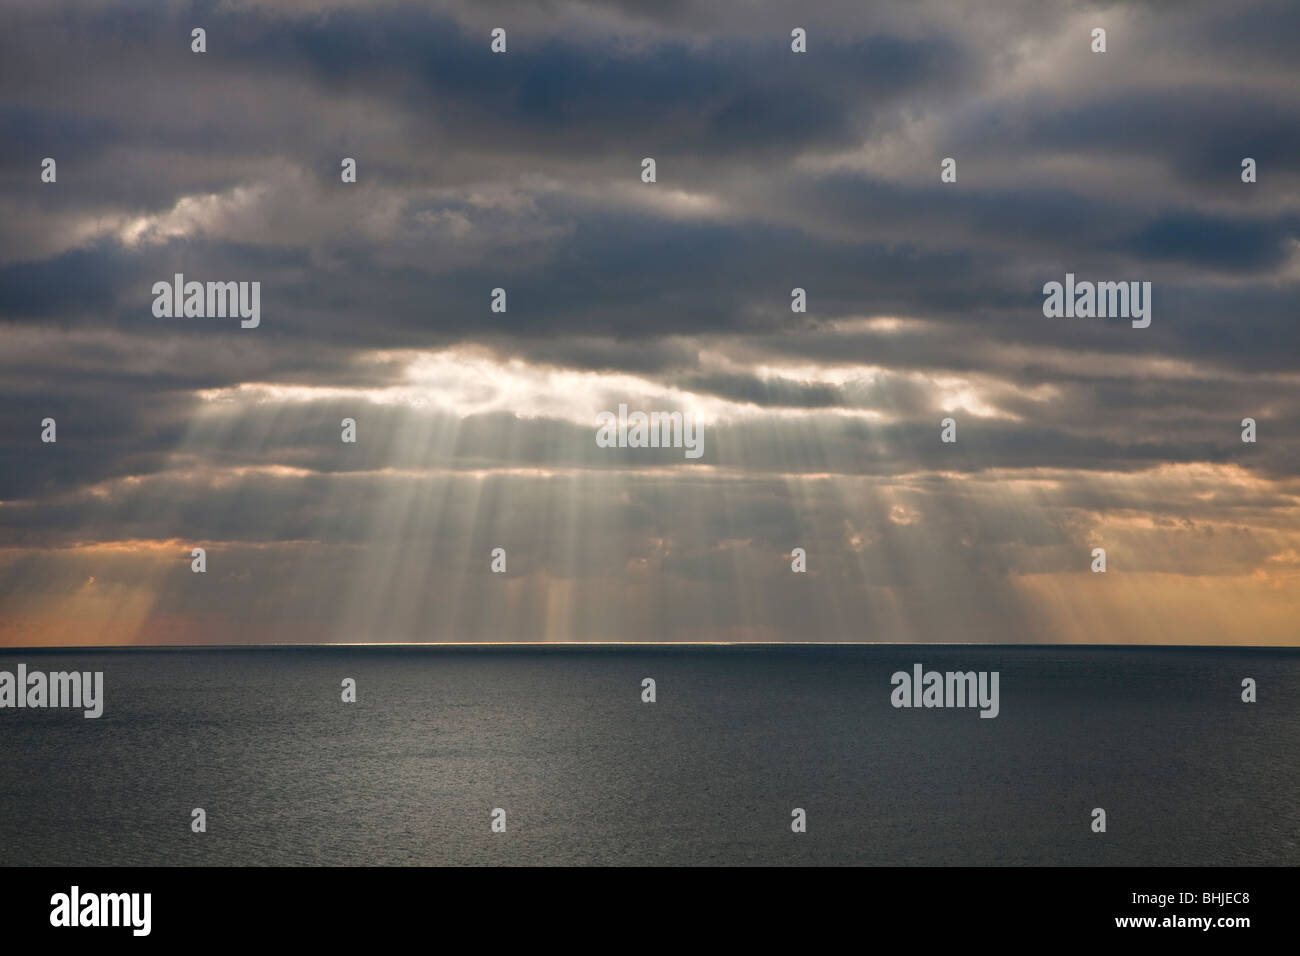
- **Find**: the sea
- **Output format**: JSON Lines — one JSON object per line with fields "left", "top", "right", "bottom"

{"left": 1, "top": 645, "right": 1296, "bottom": 866}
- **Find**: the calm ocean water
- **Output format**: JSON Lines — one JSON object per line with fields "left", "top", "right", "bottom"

{"left": 1, "top": 645, "right": 1296, "bottom": 866}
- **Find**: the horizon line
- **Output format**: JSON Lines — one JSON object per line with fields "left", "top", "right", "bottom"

{"left": 1, "top": 641, "right": 1296, "bottom": 651}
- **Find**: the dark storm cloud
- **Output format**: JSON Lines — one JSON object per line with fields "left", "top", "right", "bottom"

{"left": 0, "top": 243, "right": 139, "bottom": 316}
{"left": 0, "top": 106, "right": 121, "bottom": 169}
{"left": 994, "top": 90, "right": 1300, "bottom": 185}
{"left": 1122, "top": 211, "right": 1300, "bottom": 270}
{"left": 0, "top": 3, "right": 967, "bottom": 207}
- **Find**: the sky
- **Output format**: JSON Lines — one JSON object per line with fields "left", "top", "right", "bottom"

{"left": 0, "top": 0, "right": 1297, "bottom": 645}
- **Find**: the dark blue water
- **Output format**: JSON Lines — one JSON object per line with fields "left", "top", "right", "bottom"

{"left": 0, "top": 646, "right": 1295, "bottom": 865}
